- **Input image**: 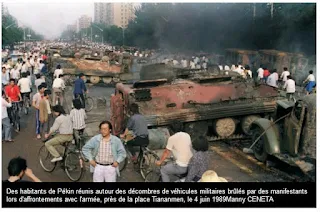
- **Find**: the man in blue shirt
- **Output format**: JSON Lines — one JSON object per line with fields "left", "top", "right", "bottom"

{"left": 73, "top": 73, "right": 87, "bottom": 108}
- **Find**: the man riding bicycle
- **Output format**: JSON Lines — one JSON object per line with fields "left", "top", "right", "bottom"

{"left": 5, "top": 79, "right": 22, "bottom": 126}
{"left": 18, "top": 72, "right": 32, "bottom": 108}
{"left": 44, "top": 105, "right": 74, "bottom": 163}
{"left": 52, "top": 74, "right": 66, "bottom": 106}
{"left": 120, "top": 103, "right": 149, "bottom": 162}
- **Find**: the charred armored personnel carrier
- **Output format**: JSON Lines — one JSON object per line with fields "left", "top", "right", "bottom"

{"left": 49, "top": 48, "right": 134, "bottom": 85}
{"left": 110, "top": 76, "right": 282, "bottom": 149}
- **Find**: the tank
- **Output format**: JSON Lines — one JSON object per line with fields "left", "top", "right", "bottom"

{"left": 49, "top": 48, "right": 135, "bottom": 85}
{"left": 225, "top": 48, "right": 259, "bottom": 67}
{"left": 110, "top": 77, "right": 282, "bottom": 148}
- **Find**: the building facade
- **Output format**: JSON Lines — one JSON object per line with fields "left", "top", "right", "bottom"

{"left": 78, "top": 15, "right": 92, "bottom": 29}
{"left": 94, "top": 2, "right": 135, "bottom": 28}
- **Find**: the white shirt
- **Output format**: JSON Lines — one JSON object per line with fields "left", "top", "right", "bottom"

{"left": 18, "top": 77, "right": 32, "bottom": 93}
{"left": 54, "top": 69, "right": 63, "bottom": 78}
{"left": 247, "top": 70, "right": 252, "bottom": 78}
{"left": 21, "top": 64, "right": 28, "bottom": 73}
{"left": 283, "top": 79, "right": 296, "bottom": 93}
{"left": 52, "top": 78, "right": 65, "bottom": 89}
{"left": 280, "top": 71, "right": 290, "bottom": 82}
{"left": 306, "top": 74, "right": 315, "bottom": 82}
{"left": 257, "top": 68, "right": 264, "bottom": 78}
{"left": 190, "top": 61, "right": 195, "bottom": 69}
{"left": 10, "top": 69, "right": 20, "bottom": 79}
{"left": 203, "top": 62, "right": 207, "bottom": 69}
{"left": 234, "top": 67, "right": 243, "bottom": 75}
{"left": 267, "top": 73, "right": 278, "bottom": 87}
{"left": 181, "top": 60, "right": 188, "bottom": 68}
{"left": 173, "top": 60, "right": 179, "bottom": 66}
{"left": 224, "top": 65, "right": 230, "bottom": 71}
{"left": 219, "top": 65, "right": 223, "bottom": 70}
{"left": 2, "top": 98, "right": 12, "bottom": 119}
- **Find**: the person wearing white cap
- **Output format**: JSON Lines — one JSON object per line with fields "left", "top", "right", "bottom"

{"left": 199, "top": 170, "right": 228, "bottom": 182}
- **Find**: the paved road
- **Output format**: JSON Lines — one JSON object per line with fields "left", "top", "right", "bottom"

{"left": 2, "top": 85, "right": 293, "bottom": 182}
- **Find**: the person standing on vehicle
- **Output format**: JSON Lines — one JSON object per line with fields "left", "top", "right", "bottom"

{"left": 39, "top": 89, "right": 52, "bottom": 138}
{"left": 303, "top": 70, "right": 316, "bottom": 95}
{"left": 52, "top": 75, "right": 66, "bottom": 106}
{"left": 283, "top": 75, "right": 296, "bottom": 101}
{"left": 32, "top": 84, "right": 46, "bottom": 139}
{"left": 82, "top": 121, "right": 126, "bottom": 182}
{"left": 155, "top": 121, "right": 193, "bottom": 182}
{"left": 2, "top": 91, "right": 13, "bottom": 142}
{"left": 44, "top": 105, "right": 74, "bottom": 163}
{"left": 18, "top": 72, "right": 32, "bottom": 107}
{"left": 70, "top": 99, "right": 87, "bottom": 148}
{"left": 5, "top": 79, "right": 22, "bottom": 125}
{"left": 73, "top": 73, "right": 87, "bottom": 109}
{"left": 120, "top": 103, "right": 149, "bottom": 162}
{"left": 267, "top": 69, "right": 279, "bottom": 88}
{"left": 257, "top": 64, "right": 264, "bottom": 82}
{"left": 280, "top": 67, "right": 290, "bottom": 85}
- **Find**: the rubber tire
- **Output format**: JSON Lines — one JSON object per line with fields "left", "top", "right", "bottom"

{"left": 38, "top": 145, "right": 57, "bottom": 172}
{"left": 241, "top": 115, "right": 261, "bottom": 135}
{"left": 139, "top": 151, "right": 160, "bottom": 180}
{"left": 251, "top": 128, "right": 268, "bottom": 162}
{"left": 85, "top": 97, "right": 94, "bottom": 112}
{"left": 64, "top": 152, "right": 83, "bottom": 182}
{"left": 24, "top": 107, "right": 28, "bottom": 115}
{"left": 144, "top": 169, "right": 161, "bottom": 182}
{"left": 119, "top": 157, "right": 128, "bottom": 172}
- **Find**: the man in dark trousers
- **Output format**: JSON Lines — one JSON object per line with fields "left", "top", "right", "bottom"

{"left": 73, "top": 73, "right": 87, "bottom": 108}
{"left": 120, "top": 103, "right": 149, "bottom": 161}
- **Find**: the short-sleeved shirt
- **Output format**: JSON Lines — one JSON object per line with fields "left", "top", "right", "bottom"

{"left": 18, "top": 77, "right": 32, "bottom": 93}
{"left": 307, "top": 74, "right": 315, "bottom": 82}
{"left": 5, "top": 85, "right": 20, "bottom": 102}
{"left": 281, "top": 71, "right": 290, "bottom": 82}
{"left": 166, "top": 132, "right": 193, "bottom": 167}
{"left": 32, "top": 92, "right": 43, "bottom": 108}
{"left": 127, "top": 114, "right": 149, "bottom": 138}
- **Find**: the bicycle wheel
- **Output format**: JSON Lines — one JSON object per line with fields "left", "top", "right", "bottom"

{"left": 144, "top": 169, "right": 161, "bottom": 182}
{"left": 140, "top": 151, "right": 160, "bottom": 180}
{"left": 85, "top": 97, "right": 94, "bottom": 112}
{"left": 64, "top": 152, "right": 83, "bottom": 181}
{"left": 24, "top": 106, "right": 28, "bottom": 115}
{"left": 38, "top": 145, "right": 57, "bottom": 172}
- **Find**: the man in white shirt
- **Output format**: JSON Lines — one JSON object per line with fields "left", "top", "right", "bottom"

{"left": 283, "top": 75, "right": 296, "bottom": 101}
{"left": 172, "top": 59, "right": 179, "bottom": 66}
{"left": 2, "top": 91, "right": 13, "bottom": 142}
{"left": 54, "top": 64, "right": 63, "bottom": 79}
{"left": 190, "top": 60, "right": 196, "bottom": 69}
{"left": 29, "top": 56, "right": 35, "bottom": 74}
{"left": 21, "top": 61, "right": 28, "bottom": 73}
{"left": 280, "top": 67, "right": 290, "bottom": 83}
{"left": 234, "top": 65, "right": 243, "bottom": 75}
{"left": 52, "top": 75, "right": 66, "bottom": 106}
{"left": 267, "top": 69, "right": 278, "bottom": 88}
{"left": 257, "top": 65, "right": 264, "bottom": 81}
{"left": 18, "top": 72, "right": 32, "bottom": 105}
{"left": 224, "top": 65, "right": 230, "bottom": 71}
{"left": 156, "top": 121, "right": 193, "bottom": 182}
{"left": 10, "top": 68, "right": 20, "bottom": 81}
{"left": 303, "top": 70, "right": 316, "bottom": 95}
{"left": 181, "top": 58, "right": 188, "bottom": 68}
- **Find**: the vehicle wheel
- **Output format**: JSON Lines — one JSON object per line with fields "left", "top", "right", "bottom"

{"left": 85, "top": 97, "right": 94, "bottom": 112}
{"left": 139, "top": 151, "right": 160, "bottom": 180}
{"left": 65, "top": 152, "right": 83, "bottom": 182}
{"left": 251, "top": 128, "right": 268, "bottom": 162}
{"left": 241, "top": 115, "right": 261, "bottom": 135}
{"left": 89, "top": 76, "right": 100, "bottom": 84}
{"left": 38, "top": 145, "right": 57, "bottom": 172}
{"left": 119, "top": 157, "right": 128, "bottom": 172}
{"left": 24, "top": 107, "right": 28, "bottom": 115}
{"left": 214, "top": 118, "right": 237, "bottom": 138}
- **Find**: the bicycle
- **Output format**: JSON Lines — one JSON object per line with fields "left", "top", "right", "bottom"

{"left": 22, "top": 93, "right": 30, "bottom": 115}
{"left": 74, "top": 93, "right": 94, "bottom": 112}
{"left": 118, "top": 138, "right": 160, "bottom": 180}
{"left": 53, "top": 90, "right": 63, "bottom": 106}
{"left": 9, "top": 101, "right": 22, "bottom": 132}
{"left": 144, "top": 156, "right": 187, "bottom": 182}
{"left": 38, "top": 133, "right": 89, "bottom": 182}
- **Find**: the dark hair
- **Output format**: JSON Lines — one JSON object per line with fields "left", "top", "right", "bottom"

{"left": 8, "top": 157, "right": 27, "bottom": 176}
{"left": 52, "top": 105, "right": 65, "bottom": 115}
{"left": 129, "top": 103, "right": 139, "bottom": 114}
{"left": 287, "top": 75, "right": 292, "bottom": 80}
{"left": 192, "top": 136, "right": 209, "bottom": 152}
{"left": 35, "top": 74, "right": 41, "bottom": 79}
{"left": 21, "top": 72, "right": 27, "bottom": 78}
{"left": 260, "top": 64, "right": 263, "bottom": 68}
{"left": 284, "top": 67, "right": 288, "bottom": 71}
{"left": 273, "top": 69, "right": 277, "bottom": 73}
{"left": 44, "top": 89, "right": 51, "bottom": 96}
{"left": 79, "top": 73, "right": 84, "bottom": 77}
{"left": 169, "top": 121, "right": 183, "bottom": 134}
{"left": 99, "top": 120, "right": 113, "bottom": 131}
{"left": 26, "top": 71, "right": 30, "bottom": 76}
{"left": 41, "top": 82, "right": 47, "bottom": 88}
{"left": 309, "top": 70, "right": 313, "bottom": 74}
{"left": 38, "top": 84, "right": 45, "bottom": 91}
{"left": 2, "top": 90, "right": 5, "bottom": 96}
{"left": 56, "top": 64, "right": 61, "bottom": 69}
{"left": 59, "top": 74, "right": 64, "bottom": 78}
{"left": 73, "top": 99, "right": 82, "bottom": 110}
{"left": 235, "top": 64, "right": 238, "bottom": 67}
{"left": 9, "top": 78, "right": 15, "bottom": 83}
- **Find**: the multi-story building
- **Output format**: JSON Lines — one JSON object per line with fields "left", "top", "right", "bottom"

{"left": 94, "top": 2, "right": 135, "bottom": 28}
{"left": 78, "top": 15, "right": 92, "bottom": 29}
{"left": 67, "top": 21, "right": 78, "bottom": 32}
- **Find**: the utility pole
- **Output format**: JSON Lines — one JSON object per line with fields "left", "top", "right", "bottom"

{"left": 122, "top": 27, "right": 124, "bottom": 46}
{"left": 91, "top": 27, "right": 93, "bottom": 42}
{"left": 253, "top": 3, "right": 256, "bottom": 20}
{"left": 271, "top": 3, "right": 274, "bottom": 19}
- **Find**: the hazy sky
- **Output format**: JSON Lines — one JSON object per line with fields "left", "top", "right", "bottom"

{"left": 6, "top": 2, "right": 94, "bottom": 39}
